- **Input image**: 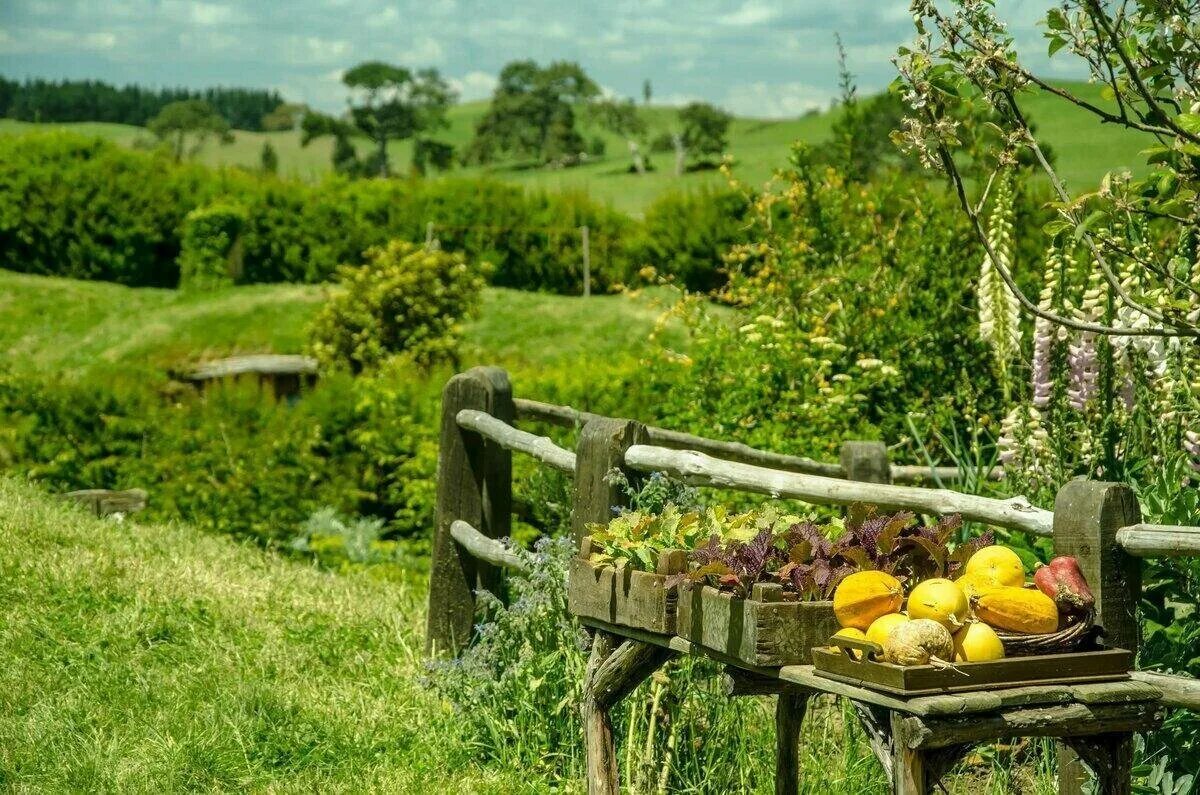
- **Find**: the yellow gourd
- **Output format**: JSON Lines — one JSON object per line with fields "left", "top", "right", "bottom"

{"left": 832, "top": 571, "right": 904, "bottom": 630}
{"left": 881, "top": 619, "right": 954, "bottom": 666}
{"left": 906, "top": 578, "right": 969, "bottom": 631}
{"left": 965, "top": 545, "right": 1026, "bottom": 588}
{"left": 955, "top": 572, "right": 1003, "bottom": 601}
{"left": 866, "top": 613, "right": 910, "bottom": 647}
{"left": 974, "top": 587, "right": 1060, "bottom": 634}
{"left": 953, "top": 622, "right": 1006, "bottom": 662}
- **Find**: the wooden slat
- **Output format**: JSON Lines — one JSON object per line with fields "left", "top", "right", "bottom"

{"left": 185, "top": 354, "right": 317, "bottom": 380}
{"left": 456, "top": 409, "right": 576, "bottom": 473}
{"left": 450, "top": 520, "right": 525, "bottom": 572}
{"left": 624, "top": 445, "right": 1054, "bottom": 535}
{"left": 1132, "top": 670, "right": 1200, "bottom": 710}
{"left": 1116, "top": 524, "right": 1200, "bottom": 557}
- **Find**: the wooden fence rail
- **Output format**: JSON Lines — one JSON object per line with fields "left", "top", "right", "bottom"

{"left": 514, "top": 397, "right": 998, "bottom": 484}
{"left": 427, "top": 366, "right": 1200, "bottom": 788}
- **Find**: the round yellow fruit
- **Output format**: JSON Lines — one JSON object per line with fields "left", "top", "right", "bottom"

{"left": 953, "top": 622, "right": 1006, "bottom": 662}
{"left": 866, "top": 613, "right": 910, "bottom": 647}
{"left": 832, "top": 571, "right": 904, "bottom": 630}
{"left": 965, "top": 545, "right": 1026, "bottom": 588}
{"left": 906, "top": 578, "right": 969, "bottom": 631}
{"left": 955, "top": 572, "right": 1003, "bottom": 601}
{"left": 827, "top": 627, "right": 867, "bottom": 650}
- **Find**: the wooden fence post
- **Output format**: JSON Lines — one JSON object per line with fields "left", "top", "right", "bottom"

{"left": 840, "top": 441, "right": 892, "bottom": 484}
{"left": 1052, "top": 480, "right": 1142, "bottom": 795}
{"left": 425, "top": 366, "right": 514, "bottom": 656}
{"left": 574, "top": 417, "right": 647, "bottom": 795}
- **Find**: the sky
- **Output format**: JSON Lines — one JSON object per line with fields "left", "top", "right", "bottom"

{"left": 0, "top": 1, "right": 1082, "bottom": 119}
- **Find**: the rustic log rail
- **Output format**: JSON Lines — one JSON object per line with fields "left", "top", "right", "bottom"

{"left": 514, "top": 397, "right": 999, "bottom": 484}
{"left": 426, "top": 366, "right": 1200, "bottom": 794}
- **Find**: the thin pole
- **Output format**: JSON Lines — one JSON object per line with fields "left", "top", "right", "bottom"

{"left": 581, "top": 225, "right": 591, "bottom": 298}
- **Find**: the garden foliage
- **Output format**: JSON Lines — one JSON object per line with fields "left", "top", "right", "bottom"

{"left": 177, "top": 202, "right": 246, "bottom": 290}
{"left": 307, "top": 240, "right": 484, "bottom": 372}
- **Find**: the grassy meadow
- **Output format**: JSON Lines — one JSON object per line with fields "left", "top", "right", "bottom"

{"left": 0, "top": 81, "right": 1153, "bottom": 212}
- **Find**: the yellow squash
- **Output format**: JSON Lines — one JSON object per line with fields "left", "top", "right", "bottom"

{"left": 965, "top": 545, "right": 1026, "bottom": 588}
{"left": 953, "top": 622, "right": 1006, "bottom": 662}
{"left": 866, "top": 613, "right": 910, "bottom": 647}
{"left": 906, "top": 578, "right": 969, "bottom": 631}
{"left": 832, "top": 571, "right": 904, "bottom": 630}
{"left": 974, "top": 587, "right": 1059, "bottom": 634}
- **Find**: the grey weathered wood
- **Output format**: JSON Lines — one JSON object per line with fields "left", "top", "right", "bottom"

{"left": 623, "top": 445, "right": 1054, "bottom": 535}
{"left": 1131, "top": 670, "right": 1200, "bottom": 710}
{"left": 675, "top": 584, "right": 839, "bottom": 667}
{"left": 60, "top": 488, "right": 147, "bottom": 517}
{"left": 1053, "top": 480, "right": 1142, "bottom": 795}
{"left": 894, "top": 701, "right": 1160, "bottom": 750}
{"left": 724, "top": 668, "right": 794, "bottom": 696}
{"left": 455, "top": 409, "right": 576, "bottom": 473}
{"left": 450, "top": 520, "right": 525, "bottom": 572}
{"left": 513, "top": 397, "right": 1000, "bottom": 482}
{"left": 1115, "top": 523, "right": 1200, "bottom": 557}
{"left": 583, "top": 631, "right": 619, "bottom": 795}
{"left": 891, "top": 710, "right": 927, "bottom": 794}
{"left": 853, "top": 703, "right": 894, "bottom": 781}
{"left": 775, "top": 691, "right": 809, "bottom": 795}
{"left": 1064, "top": 734, "right": 1134, "bottom": 795}
{"left": 183, "top": 354, "right": 318, "bottom": 399}
{"left": 840, "top": 441, "right": 892, "bottom": 484}
{"left": 568, "top": 556, "right": 681, "bottom": 634}
{"left": 571, "top": 418, "right": 648, "bottom": 542}
{"left": 425, "top": 367, "right": 513, "bottom": 656}
{"left": 590, "top": 639, "right": 675, "bottom": 709}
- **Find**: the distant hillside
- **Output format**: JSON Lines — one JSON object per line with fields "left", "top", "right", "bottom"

{"left": 0, "top": 81, "right": 1152, "bottom": 212}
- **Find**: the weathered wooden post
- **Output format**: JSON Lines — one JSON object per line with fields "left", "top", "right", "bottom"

{"left": 1052, "top": 480, "right": 1142, "bottom": 795}
{"left": 574, "top": 417, "right": 648, "bottom": 795}
{"left": 425, "top": 367, "right": 514, "bottom": 656}
{"left": 839, "top": 440, "right": 892, "bottom": 485}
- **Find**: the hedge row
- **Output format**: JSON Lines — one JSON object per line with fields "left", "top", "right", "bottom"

{"left": 0, "top": 132, "right": 747, "bottom": 293}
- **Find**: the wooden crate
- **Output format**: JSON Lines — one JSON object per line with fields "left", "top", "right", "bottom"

{"left": 812, "top": 637, "right": 1132, "bottom": 696}
{"left": 567, "top": 538, "right": 685, "bottom": 635}
{"left": 675, "top": 582, "right": 839, "bottom": 667}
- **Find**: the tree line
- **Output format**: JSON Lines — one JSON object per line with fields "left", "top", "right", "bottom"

{"left": 0, "top": 76, "right": 284, "bottom": 131}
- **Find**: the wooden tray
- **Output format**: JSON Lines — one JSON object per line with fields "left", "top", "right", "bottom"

{"left": 812, "top": 636, "right": 1132, "bottom": 696}
{"left": 567, "top": 537, "right": 685, "bottom": 635}
{"left": 676, "top": 582, "right": 839, "bottom": 667}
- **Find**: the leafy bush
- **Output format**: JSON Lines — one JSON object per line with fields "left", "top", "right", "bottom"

{"left": 308, "top": 240, "right": 484, "bottom": 372}
{"left": 177, "top": 202, "right": 246, "bottom": 290}
{"left": 0, "top": 132, "right": 637, "bottom": 293}
{"left": 625, "top": 187, "right": 750, "bottom": 291}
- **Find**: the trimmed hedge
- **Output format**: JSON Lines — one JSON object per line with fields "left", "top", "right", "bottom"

{"left": 0, "top": 132, "right": 748, "bottom": 294}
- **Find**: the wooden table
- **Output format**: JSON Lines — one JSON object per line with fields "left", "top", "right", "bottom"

{"left": 579, "top": 619, "right": 1162, "bottom": 795}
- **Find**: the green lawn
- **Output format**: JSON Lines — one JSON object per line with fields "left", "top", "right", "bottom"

{"left": 0, "top": 476, "right": 529, "bottom": 792}
{"left": 0, "top": 270, "right": 679, "bottom": 377}
{"left": 0, "top": 82, "right": 1152, "bottom": 212}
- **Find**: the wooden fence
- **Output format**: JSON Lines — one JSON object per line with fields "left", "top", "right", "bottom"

{"left": 425, "top": 366, "right": 1200, "bottom": 787}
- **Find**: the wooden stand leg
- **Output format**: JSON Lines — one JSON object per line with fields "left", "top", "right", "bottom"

{"left": 1061, "top": 733, "right": 1134, "bottom": 795}
{"left": 581, "top": 631, "right": 675, "bottom": 795}
{"left": 583, "top": 631, "right": 619, "bottom": 795}
{"left": 775, "top": 691, "right": 810, "bottom": 795}
{"left": 890, "top": 711, "right": 926, "bottom": 795}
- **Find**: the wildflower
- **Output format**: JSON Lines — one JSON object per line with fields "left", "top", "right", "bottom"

{"left": 856, "top": 358, "right": 883, "bottom": 370}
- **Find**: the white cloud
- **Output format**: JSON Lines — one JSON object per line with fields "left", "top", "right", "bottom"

{"left": 281, "top": 35, "right": 354, "bottom": 66}
{"left": 403, "top": 35, "right": 445, "bottom": 65}
{"left": 717, "top": 1, "right": 779, "bottom": 27}
{"left": 449, "top": 70, "right": 497, "bottom": 101}
{"left": 723, "top": 81, "right": 825, "bottom": 118}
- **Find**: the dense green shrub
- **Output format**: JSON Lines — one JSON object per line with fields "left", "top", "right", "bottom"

{"left": 309, "top": 240, "right": 484, "bottom": 372}
{"left": 625, "top": 187, "right": 750, "bottom": 291}
{"left": 0, "top": 132, "right": 636, "bottom": 293}
{"left": 177, "top": 202, "right": 246, "bottom": 290}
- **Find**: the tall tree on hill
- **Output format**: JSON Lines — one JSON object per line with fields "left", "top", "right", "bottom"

{"left": 302, "top": 62, "right": 456, "bottom": 177}
{"left": 642, "top": 79, "right": 652, "bottom": 105}
{"left": 673, "top": 102, "right": 732, "bottom": 175}
{"left": 591, "top": 97, "right": 649, "bottom": 174}
{"left": 147, "top": 99, "right": 233, "bottom": 162}
{"left": 467, "top": 60, "right": 599, "bottom": 166}
{"left": 261, "top": 102, "right": 309, "bottom": 132}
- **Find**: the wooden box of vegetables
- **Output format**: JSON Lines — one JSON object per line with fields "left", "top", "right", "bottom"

{"left": 567, "top": 506, "right": 703, "bottom": 634}
{"left": 672, "top": 509, "right": 967, "bottom": 668}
